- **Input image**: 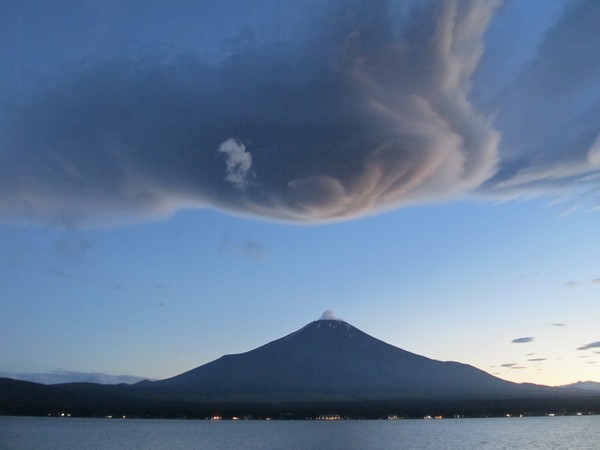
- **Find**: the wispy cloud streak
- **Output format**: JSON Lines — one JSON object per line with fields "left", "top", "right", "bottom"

{"left": 511, "top": 337, "right": 534, "bottom": 344}
{"left": 577, "top": 341, "right": 600, "bottom": 351}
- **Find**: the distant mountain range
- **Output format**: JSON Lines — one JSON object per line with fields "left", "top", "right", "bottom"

{"left": 559, "top": 381, "right": 600, "bottom": 392}
{"left": 0, "top": 370, "right": 148, "bottom": 385}
{"left": 1, "top": 318, "right": 599, "bottom": 418}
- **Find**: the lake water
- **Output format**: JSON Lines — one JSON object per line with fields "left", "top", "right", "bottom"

{"left": 1, "top": 415, "right": 598, "bottom": 449}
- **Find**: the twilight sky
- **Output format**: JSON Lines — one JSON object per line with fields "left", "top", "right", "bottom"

{"left": 1, "top": 0, "right": 599, "bottom": 386}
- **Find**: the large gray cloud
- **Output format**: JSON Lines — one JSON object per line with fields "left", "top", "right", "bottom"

{"left": 1, "top": 0, "right": 598, "bottom": 226}
{"left": 0, "top": 0, "right": 500, "bottom": 225}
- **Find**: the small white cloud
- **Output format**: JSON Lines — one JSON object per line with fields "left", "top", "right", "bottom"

{"left": 219, "top": 236, "right": 267, "bottom": 261}
{"left": 241, "top": 239, "right": 267, "bottom": 260}
{"left": 218, "top": 138, "right": 253, "bottom": 189}
{"left": 319, "top": 310, "right": 342, "bottom": 321}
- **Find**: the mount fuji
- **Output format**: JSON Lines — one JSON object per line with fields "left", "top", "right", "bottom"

{"left": 136, "top": 317, "right": 551, "bottom": 402}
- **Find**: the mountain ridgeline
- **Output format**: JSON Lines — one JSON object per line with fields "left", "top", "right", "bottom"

{"left": 1, "top": 319, "right": 599, "bottom": 418}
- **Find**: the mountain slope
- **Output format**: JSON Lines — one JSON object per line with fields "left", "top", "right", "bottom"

{"left": 140, "top": 319, "right": 546, "bottom": 401}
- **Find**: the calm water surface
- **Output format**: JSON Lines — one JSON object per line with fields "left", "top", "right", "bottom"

{"left": 1, "top": 415, "right": 598, "bottom": 449}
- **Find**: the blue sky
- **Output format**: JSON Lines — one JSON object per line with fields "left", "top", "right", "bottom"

{"left": 1, "top": 0, "right": 599, "bottom": 386}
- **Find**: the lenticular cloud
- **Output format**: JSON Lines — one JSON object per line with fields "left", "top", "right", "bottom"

{"left": 0, "top": 0, "right": 501, "bottom": 225}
